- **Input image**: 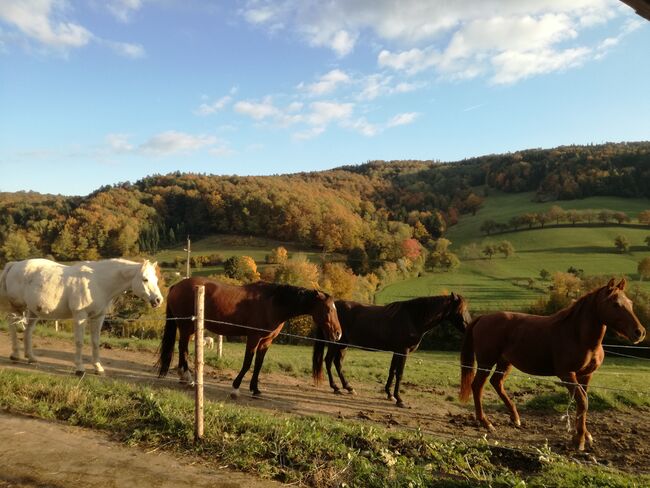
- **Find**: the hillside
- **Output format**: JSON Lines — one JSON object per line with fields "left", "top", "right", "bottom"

{"left": 378, "top": 192, "right": 650, "bottom": 312}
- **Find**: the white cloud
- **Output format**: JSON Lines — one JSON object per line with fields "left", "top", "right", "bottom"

{"left": 301, "top": 69, "right": 350, "bottom": 95}
{"left": 139, "top": 131, "right": 218, "bottom": 156}
{"left": 306, "top": 101, "right": 353, "bottom": 126}
{"left": 106, "top": 40, "right": 146, "bottom": 58}
{"left": 490, "top": 46, "right": 592, "bottom": 84}
{"left": 386, "top": 112, "right": 419, "bottom": 128}
{"left": 341, "top": 117, "right": 379, "bottom": 137}
{"left": 107, "top": 0, "right": 143, "bottom": 22}
{"left": 195, "top": 95, "right": 232, "bottom": 116}
{"left": 241, "top": 0, "right": 630, "bottom": 82}
{"left": 106, "top": 133, "right": 134, "bottom": 153}
{"left": 0, "top": 0, "right": 91, "bottom": 48}
{"left": 293, "top": 126, "right": 325, "bottom": 140}
{"left": 234, "top": 98, "right": 280, "bottom": 120}
{"left": 0, "top": 0, "right": 149, "bottom": 57}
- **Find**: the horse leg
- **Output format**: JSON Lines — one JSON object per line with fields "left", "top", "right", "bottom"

{"left": 177, "top": 327, "right": 193, "bottom": 384}
{"left": 392, "top": 353, "right": 408, "bottom": 408}
{"left": 489, "top": 360, "right": 520, "bottom": 427}
{"left": 8, "top": 314, "right": 21, "bottom": 361}
{"left": 89, "top": 316, "right": 105, "bottom": 375}
{"left": 231, "top": 336, "right": 258, "bottom": 399}
{"left": 334, "top": 348, "right": 355, "bottom": 394}
{"left": 472, "top": 365, "right": 495, "bottom": 432}
{"left": 73, "top": 316, "right": 88, "bottom": 376}
{"left": 23, "top": 313, "right": 39, "bottom": 363}
{"left": 577, "top": 374, "right": 594, "bottom": 447}
{"left": 384, "top": 354, "right": 398, "bottom": 401}
{"left": 249, "top": 340, "right": 272, "bottom": 396}
{"left": 325, "top": 346, "right": 341, "bottom": 394}
{"left": 560, "top": 373, "right": 588, "bottom": 451}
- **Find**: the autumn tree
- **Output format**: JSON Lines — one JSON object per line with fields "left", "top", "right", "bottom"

{"left": 273, "top": 254, "right": 320, "bottom": 288}
{"left": 482, "top": 243, "right": 497, "bottom": 260}
{"left": 547, "top": 205, "right": 565, "bottom": 225}
{"left": 498, "top": 240, "right": 515, "bottom": 258}
{"left": 266, "top": 246, "right": 288, "bottom": 265}
{"left": 638, "top": 258, "right": 650, "bottom": 281}
{"left": 1, "top": 233, "right": 31, "bottom": 261}
{"left": 638, "top": 210, "right": 650, "bottom": 226}
{"left": 614, "top": 235, "right": 630, "bottom": 253}
{"left": 223, "top": 255, "right": 260, "bottom": 282}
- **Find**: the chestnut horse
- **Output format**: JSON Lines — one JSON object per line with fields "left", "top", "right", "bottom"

{"left": 159, "top": 277, "right": 341, "bottom": 397}
{"left": 459, "top": 278, "right": 646, "bottom": 450}
{"left": 313, "top": 293, "right": 472, "bottom": 407}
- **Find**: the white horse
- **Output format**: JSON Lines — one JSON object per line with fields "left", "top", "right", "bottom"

{"left": 0, "top": 258, "right": 163, "bottom": 376}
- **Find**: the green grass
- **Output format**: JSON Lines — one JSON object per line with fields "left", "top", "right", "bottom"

{"left": 378, "top": 192, "right": 650, "bottom": 312}
{"left": 0, "top": 368, "right": 647, "bottom": 487}
{"left": 155, "top": 234, "right": 344, "bottom": 276}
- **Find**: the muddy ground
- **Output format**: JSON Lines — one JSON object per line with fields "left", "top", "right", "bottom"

{"left": 0, "top": 332, "right": 648, "bottom": 476}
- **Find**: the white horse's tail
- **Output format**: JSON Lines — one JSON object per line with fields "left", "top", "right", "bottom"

{"left": 0, "top": 261, "right": 16, "bottom": 311}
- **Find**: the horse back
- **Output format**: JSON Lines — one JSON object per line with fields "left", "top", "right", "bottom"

{"left": 334, "top": 300, "right": 408, "bottom": 350}
{"left": 471, "top": 312, "right": 562, "bottom": 375}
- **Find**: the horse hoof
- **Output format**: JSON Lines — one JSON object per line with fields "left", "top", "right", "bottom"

{"left": 252, "top": 391, "right": 262, "bottom": 398}
{"left": 346, "top": 388, "right": 356, "bottom": 395}
{"left": 512, "top": 419, "right": 522, "bottom": 428}
{"left": 230, "top": 388, "right": 240, "bottom": 400}
{"left": 27, "top": 358, "right": 39, "bottom": 364}
{"left": 75, "top": 370, "right": 86, "bottom": 378}
{"left": 9, "top": 355, "right": 21, "bottom": 362}
{"left": 396, "top": 401, "right": 408, "bottom": 409}
{"left": 334, "top": 389, "right": 343, "bottom": 395}
{"left": 387, "top": 395, "right": 395, "bottom": 401}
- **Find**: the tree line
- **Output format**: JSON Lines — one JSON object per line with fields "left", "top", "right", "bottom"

{"left": 1, "top": 141, "right": 649, "bottom": 264}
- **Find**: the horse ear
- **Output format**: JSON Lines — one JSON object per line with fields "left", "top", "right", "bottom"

{"left": 607, "top": 278, "right": 616, "bottom": 289}
{"left": 617, "top": 278, "right": 626, "bottom": 290}
{"left": 450, "top": 292, "right": 458, "bottom": 302}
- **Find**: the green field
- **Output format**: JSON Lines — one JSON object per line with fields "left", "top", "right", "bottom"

{"left": 378, "top": 192, "right": 650, "bottom": 312}
{"left": 155, "top": 234, "right": 343, "bottom": 277}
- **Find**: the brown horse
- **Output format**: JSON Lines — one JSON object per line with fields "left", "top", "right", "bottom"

{"left": 159, "top": 277, "right": 342, "bottom": 397}
{"left": 313, "top": 293, "right": 472, "bottom": 407}
{"left": 459, "top": 278, "right": 646, "bottom": 450}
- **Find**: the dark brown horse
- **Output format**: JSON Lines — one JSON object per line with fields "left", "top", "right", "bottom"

{"left": 459, "top": 278, "right": 646, "bottom": 450}
{"left": 313, "top": 293, "right": 471, "bottom": 407}
{"left": 159, "top": 277, "right": 342, "bottom": 397}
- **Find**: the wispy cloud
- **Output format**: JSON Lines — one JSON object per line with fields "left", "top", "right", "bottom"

{"left": 195, "top": 95, "right": 233, "bottom": 116}
{"left": 106, "top": 0, "right": 143, "bottom": 23}
{"left": 241, "top": 0, "right": 632, "bottom": 84}
{"left": 0, "top": 0, "right": 146, "bottom": 57}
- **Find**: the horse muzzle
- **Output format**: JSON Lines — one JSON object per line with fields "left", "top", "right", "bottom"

{"left": 150, "top": 297, "right": 163, "bottom": 308}
{"left": 632, "top": 327, "right": 647, "bottom": 344}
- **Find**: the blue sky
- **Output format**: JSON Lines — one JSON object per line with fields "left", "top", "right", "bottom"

{"left": 1, "top": 0, "right": 649, "bottom": 196}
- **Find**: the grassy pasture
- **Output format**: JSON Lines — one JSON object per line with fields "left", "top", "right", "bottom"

{"left": 379, "top": 192, "right": 650, "bottom": 312}
{"left": 155, "top": 234, "right": 342, "bottom": 277}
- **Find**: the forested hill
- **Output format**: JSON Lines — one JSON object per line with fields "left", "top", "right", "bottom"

{"left": 1, "top": 141, "right": 649, "bottom": 262}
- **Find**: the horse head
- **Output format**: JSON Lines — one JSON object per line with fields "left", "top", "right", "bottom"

{"left": 447, "top": 292, "right": 472, "bottom": 331}
{"left": 597, "top": 278, "right": 646, "bottom": 344}
{"left": 310, "top": 291, "right": 342, "bottom": 341}
{"left": 131, "top": 260, "right": 164, "bottom": 308}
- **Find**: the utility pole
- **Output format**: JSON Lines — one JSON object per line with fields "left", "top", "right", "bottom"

{"left": 184, "top": 235, "right": 191, "bottom": 278}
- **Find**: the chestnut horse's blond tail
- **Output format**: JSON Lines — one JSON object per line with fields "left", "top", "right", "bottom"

{"left": 459, "top": 320, "right": 477, "bottom": 402}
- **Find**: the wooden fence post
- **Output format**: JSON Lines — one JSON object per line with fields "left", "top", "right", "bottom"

{"left": 216, "top": 334, "right": 223, "bottom": 358}
{"left": 194, "top": 285, "right": 205, "bottom": 443}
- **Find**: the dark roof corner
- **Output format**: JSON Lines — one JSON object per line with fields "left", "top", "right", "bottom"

{"left": 620, "top": 0, "right": 650, "bottom": 21}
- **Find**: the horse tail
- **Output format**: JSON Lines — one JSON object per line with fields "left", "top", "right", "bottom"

{"left": 0, "top": 262, "right": 16, "bottom": 310}
{"left": 158, "top": 297, "right": 177, "bottom": 378}
{"left": 312, "top": 326, "right": 325, "bottom": 384}
{"left": 459, "top": 318, "right": 477, "bottom": 402}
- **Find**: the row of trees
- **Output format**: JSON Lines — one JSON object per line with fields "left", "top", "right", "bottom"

{"left": 480, "top": 207, "right": 645, "bottom": 236}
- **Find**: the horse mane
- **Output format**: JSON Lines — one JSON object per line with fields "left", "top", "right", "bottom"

{"left": 271, "top": 283, "right": 320, "bottom": 309}
{"left": 386, "top": 295, "right": 448, "bottom": 323}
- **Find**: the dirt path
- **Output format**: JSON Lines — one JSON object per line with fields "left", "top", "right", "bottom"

{"left": 0, "top": 412, "right": 279, "bottom": 488}
{"left": 1, "top": 332, "right": 648, "bottom": 475}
